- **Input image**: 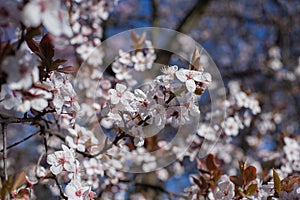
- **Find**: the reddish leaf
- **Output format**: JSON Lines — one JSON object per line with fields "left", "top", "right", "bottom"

{"left": 50, "top": 59, "right": 67, "bottom": 70}
{"left": 130, "top": 30, "right": 146, "bottom": 49}
{"left": 243, "top": 166, "right": 257, "bottom": 185}
{"left": 246, "top": 184, "right": 258, "bottom": 195}
{"left": 40, "top": 172, "right": 55, "bottom": 180}
{"left": 11, "top": 171, "right": 26, "bottom": 191}
{"left": 26, "top": 39, "right": 39, "bottom": 54}
{"left": 206, "top": 154, "right": 218, "bottom": 171}
{"left": 33, "top": 83, "right": 52, "bottom": 91}
{"left": 191, "top": 176, "right": 202, "bottom": 188}
{"left": 196, "top": 157, "right": 205, "bottom": 170}
{"left": 230, "top": 175, "right": 243, "bottom": 187}
{"left": 39, "top": 34, "right": 54, "bottom": 61}
{"left": 273, "top": 169, "right": 281, "bottom": 196}
{"left": 25, "top": 27, "right": 41, "bottom": 39}
{"left": 56, "top": 66, "right": 75, "bottom": 74}
{"left": 281, "top": 176, "right": 300, "bottom": 193}
{"left": 14, "top": 188, "right": 30, "bottom": 198}
{"left": 189, "top": 47, "right": 203, "bottom": 71}
{"left": 238, "top": 161, "right": 246, "bottom": 176}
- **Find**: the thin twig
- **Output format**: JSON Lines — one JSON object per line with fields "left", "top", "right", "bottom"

{"left": 0, "top": 130, "right": 40, "bottom": 152}
{"left": 120, "top": 180, "right": 188, "bottom": 199}
{"left": 0, "top": 117, "right": 37, "bottom": 124}
{"left": 1, "top": 123, "right": 8, "bottom": 181}
{"left": 134, "top": 182, "right": 188, "bottom": 199}
{"left": 40, "top": 125, "right": 48, "bottom": 155}
{"left": 54, "top": 177, "right": 68, "bottom": 200}
{"left": 42, "top": 127, "right": 67, "bottom": 199}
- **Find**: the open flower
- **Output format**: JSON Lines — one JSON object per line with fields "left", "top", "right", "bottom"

{"left": 47, "top": 145, "right": 76, "bottom": 175}
{"left": 132, "top": 52, "right": 146, "bottom": 71}
{"left": 222, "top": 117, "right": 240, "bottom": 136}
{"left": 175, "top": 69, "right": 211, "bottom": 93}
{"left": 109, "top": 83, "right": 134, "bottom": 105}
{"left": 22, "top": 0, "right": 72, "bottom": 37}
{"left": 213, "top": 175, "right": 235, "bottom": 200}
{"left": 65, "top": 179, "right": 90, "bottom": 200}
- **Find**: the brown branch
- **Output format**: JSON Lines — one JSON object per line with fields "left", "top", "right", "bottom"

{"left": 0, "top": 116, "right": 37, "bottom": 124}
{"left": 155, "top": 0, "right": 211, "bottom": 66}
{"left": 54, "top": 177, "right": 68, "bottom": 200}
{"left": 175, "top": 0, "right": 211, "bottom": 33}
{"left": 135, "top": 182, "right": 188, "bottom": 199}
{"left": 1, "top": 123, "right": 8, "bottom": 181}
{"left": 0, "top": 130, "right": 40, "bottom": 152}
{"left": 120, "top": 180, "right": 188, "bottom": 199}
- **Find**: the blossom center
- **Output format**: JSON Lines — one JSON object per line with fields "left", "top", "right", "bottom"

{"left": 75, "top": 190, "right": 82, "bottom": 197}
{"left": 117, "top": 92, "right": 122, "bottom": 98}
{"left": 59, "top": 157, "right": 66, "bottom": 165}
{"left": 186, "top": 73, "right": 193, "bottom": 80}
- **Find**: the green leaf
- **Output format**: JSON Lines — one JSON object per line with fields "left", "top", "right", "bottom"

{"left": 11, "top": 171, "right": 26, "bottom": 191}
{"left": 243, "top": 166, "right": 257, "bottom": 185}
{"left": 273, "top": 169, "right": 281, "bottom": 196}
{"left": 245, "top": 183, "right": 258, "bottom": 195}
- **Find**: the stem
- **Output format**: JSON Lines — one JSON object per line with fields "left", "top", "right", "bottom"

{"left": 54, "top": 177, "right": 68, "bottom": 200}
{"left": 1, "top": 123, "right": 8, "bottom": 181}
{"left": 0, "top": 130, "right": 40, "bottom": 152}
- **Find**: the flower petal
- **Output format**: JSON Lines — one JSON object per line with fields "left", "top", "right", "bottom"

{"left": 185, "top": 79, "right": 196, "bottom": 92}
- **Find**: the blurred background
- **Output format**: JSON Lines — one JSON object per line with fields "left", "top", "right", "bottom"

{"left": 104, "top": 0, "right": 300, "bottom": 197}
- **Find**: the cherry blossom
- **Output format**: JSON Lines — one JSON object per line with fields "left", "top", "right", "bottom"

{"left": 1, "top": 45, "right": 39, "bottom": 90}
{"left": 213, "top": 175, "right": 235, "bottom": 200}
{"left": 47, "top": 144, "right": 76, "bottom": 175}
{"left": 175, "top": 69, "right": 211, "bottom": 93}
{"left": 17, "top": 88, "right": 52, "bottom": 113}
{"left": 0, "top": 85, "right": 22, "bottom": 111}
{"left": 65, "top": 179, "right": 90, "bottom": 200}
{"left": 222, "top": 117, "right": 240, "bottom": 136}
{"left": 109, "top": 83, "right": 134, "bottom": 105}
{"left": 83, "top": 158, "right": 105, "bottom": 177}
{"left": 131, "top": 52, "right": 147, "bottom": 71}
{"left": 22, "top": 0, "right": 72, "bottom": 37}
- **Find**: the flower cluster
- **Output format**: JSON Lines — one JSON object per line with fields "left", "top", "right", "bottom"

{"left": 1, "top": 1, "right": 300, "bottom": 199}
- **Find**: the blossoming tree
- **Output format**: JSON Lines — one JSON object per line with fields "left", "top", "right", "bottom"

{"left": 1, "top": 0, "right": 300, "bottom": 200}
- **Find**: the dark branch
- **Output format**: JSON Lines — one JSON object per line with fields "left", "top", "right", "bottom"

{"left": 0, "top": 130, "right": 40, "bottom": 152}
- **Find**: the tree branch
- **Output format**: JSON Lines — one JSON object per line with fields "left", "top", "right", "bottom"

{"left": 175, "top": 0, "right": 211, "bottom": 33}
{"left": 0, "top": 130, "right": 40, "bottom": 152}
{"left": 155, "top": 0, "right": 211, "bottom": 65}
{"left": 121, "top": 180, "right": 188, "bottom": 199}
{"left": 1, "top": 123, "right": 8, "bottom": 181}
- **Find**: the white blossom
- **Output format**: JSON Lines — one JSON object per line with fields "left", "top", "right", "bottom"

{"left": 213, "top": 175, "right": 235, "bottom": 200}
{"left": 47, "top": 144, "right": 76, "bottom": 175}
